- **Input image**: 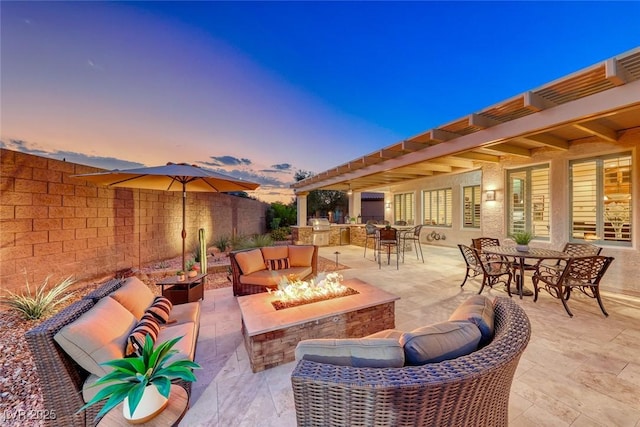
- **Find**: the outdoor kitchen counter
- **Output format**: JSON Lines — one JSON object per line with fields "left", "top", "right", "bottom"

{"left": 292, "top": 224, "right": 368, "bottom": 246}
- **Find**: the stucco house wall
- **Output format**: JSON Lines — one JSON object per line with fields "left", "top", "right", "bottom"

{"left": 385, "top": 130, "right": 639, "bottom": 297}
{"left": 0, "top": 149, "right": 268, "bottom": 293}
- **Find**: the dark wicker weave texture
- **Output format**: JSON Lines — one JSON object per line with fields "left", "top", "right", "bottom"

{"left": 24, "top": 279, "right": 194, "bottom": 426}
{"left": 291, "top": 297, "right": 531, "bottom": 427}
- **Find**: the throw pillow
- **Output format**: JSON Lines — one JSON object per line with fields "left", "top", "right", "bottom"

{"left": 267, "top": 258, "right": 290, "bottom": 271}
{"left": 288, "top": 245, "right": 315, "bottom": 267}
{"left": 400, "top": 320, "right": 481, "bottom": 365}
{"left": 448, "top": 295, "right": 495, "bottom": 346}
{"left": 109, "top": 277, "right": 156, "bottom": 320}
{"left": 260, "top": 246, "right": 288, "bottom": 261}
{"left": 295, "top": 338, "right": 405, "bottom": 368}
{"left": 126, "top": 313, "right": 161, "bottom": 357}
{"left": 145, "top": 295, "right": 172, "bottom": 324}
{"left": 235, "top": 249, "right": 267, "bottom": 275}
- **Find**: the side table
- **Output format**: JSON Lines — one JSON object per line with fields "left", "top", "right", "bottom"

{"left": 156, "top": 273, "right": 206, "bottom": 305}
{"left": 97, "top": 384, "right": 188, "bottom": 427}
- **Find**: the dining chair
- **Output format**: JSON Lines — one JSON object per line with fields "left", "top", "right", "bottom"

{"left": 473, "top": 237, "right": 536, "bottom": 279}
{"left": 377, "top": 227, "right": 399, "bottom": 269}
{"left": 471, "top": 237, "right": 502, "bottom": 263}
{"left": 532, "top": 255, "right": 614, "bottom": 317}
{"left": 554, "top": 242, "right": 602, "bottom": 269}
{"left": 400, "top": 225, "right": 424, "bottom": 262}
{"left": 458, "top": 244, "right": 512, "bottom": 297}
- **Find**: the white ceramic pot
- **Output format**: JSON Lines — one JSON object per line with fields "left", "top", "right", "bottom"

{"left": 515, "top": 244, "right": 529, "bottom": 252}
{"left": 122, "top": 385, "right": 169, "bottom": 424}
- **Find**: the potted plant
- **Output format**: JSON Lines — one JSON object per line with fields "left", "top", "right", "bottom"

{"left": 511, "top": 231, "right": 533, "bottom": 252}
{"left": 79, "top": 335, "right": 200, "bottom": 423}
{"left": 176, "top": 270, "right": 186, "bottom": 281}
{"left": 185, "top": 260, "right": 198, "bottom": 278}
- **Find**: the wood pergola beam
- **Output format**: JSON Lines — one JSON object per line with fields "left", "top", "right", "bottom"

{"left": 605, "top": 58, "right": 632, "bottom": 86}
{"left": 485, "top": 143, "right": 531, "bottom": 158}
{"left": 524, "top": 91, "right": 557, "bottom": 112}
{"left": 573, "top": 121, "right": 618, "bottom": 142}
{"left": 517, "top": 134, "right": 569, "bottom": 150}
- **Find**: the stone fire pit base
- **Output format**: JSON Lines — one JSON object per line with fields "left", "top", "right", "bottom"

{"left": 238, "top": 278, "right": 399, "bottom": 373}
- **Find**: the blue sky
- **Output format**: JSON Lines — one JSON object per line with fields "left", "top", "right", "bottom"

{"left": 2, "top": 1, "right": 639, "bottom": 202}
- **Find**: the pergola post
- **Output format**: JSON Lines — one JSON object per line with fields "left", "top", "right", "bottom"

{"left": 296, "top": 192, "right": 308, "bottom": 226}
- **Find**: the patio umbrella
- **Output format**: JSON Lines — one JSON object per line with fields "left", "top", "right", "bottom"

{"left": 72, "top": 163, "right": 259, "bottom": 270}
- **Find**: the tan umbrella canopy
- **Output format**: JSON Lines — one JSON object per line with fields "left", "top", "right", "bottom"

{"left": 73, "top": 162, "right": 260, "bottom": 270}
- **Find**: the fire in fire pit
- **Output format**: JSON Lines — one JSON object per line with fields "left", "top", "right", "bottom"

{"left": 269, "top": 272, "right": 358, "bottom": 310}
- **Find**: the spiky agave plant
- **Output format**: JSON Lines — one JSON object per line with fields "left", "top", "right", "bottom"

{"left": 78, "top": 335, "right": 200, "bottom": 420}
{"left": 1, "top": 275, "right": 75, "bottom": 320}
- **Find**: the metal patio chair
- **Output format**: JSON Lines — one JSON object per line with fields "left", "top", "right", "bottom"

{"left": 532, "top": 255, "right": 614, "bottom": 317}
{"left": 458, "top": 244, "right": 512, "bottom": 297}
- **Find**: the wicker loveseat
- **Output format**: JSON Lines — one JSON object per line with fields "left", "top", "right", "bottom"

{"left": 24, "top": 277, "right": 200, "bottom": 427}
{"left": 230, "top": 244, "right": 318, "bottom": 296}
{"left": 291, "top": 297, "right": 531, "bottom": 426}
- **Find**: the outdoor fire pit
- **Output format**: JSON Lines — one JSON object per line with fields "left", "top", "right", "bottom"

{"left": 269, "top": 272, "right": 359, "bottom": 310}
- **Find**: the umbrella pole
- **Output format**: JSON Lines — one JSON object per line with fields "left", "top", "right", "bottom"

{"left": 182, "top": 185, "right": 187, "bottom": 271}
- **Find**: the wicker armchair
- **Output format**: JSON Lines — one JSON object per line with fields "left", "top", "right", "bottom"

{"left": 291, "top": 297, "right": 531, "bottom": 426}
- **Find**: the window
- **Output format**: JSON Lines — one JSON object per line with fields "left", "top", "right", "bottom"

{"left": 463, "top": 185, "right": 481, "bottom": 228}
{"left": 570, "top": 153, "right": 632, "bottom": 246}
{"left": 423, "top": 188, "right": 452, "bottom": 226}
{"left": 393, "top": 193, "right": 414, "bottom": 224}
{"left": 506, "top": 165, "right": 549, "bottom": 238}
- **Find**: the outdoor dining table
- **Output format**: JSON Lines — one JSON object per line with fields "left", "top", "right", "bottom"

{"left": 481, "top": 246, "right": 570, "bottom": 299}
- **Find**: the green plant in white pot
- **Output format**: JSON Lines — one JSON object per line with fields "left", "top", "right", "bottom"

{"left": 79, "top": 335, "right": 200, "bottom": 423}
{"left": 511, "top": 231, "right": 533, "bottom": 252}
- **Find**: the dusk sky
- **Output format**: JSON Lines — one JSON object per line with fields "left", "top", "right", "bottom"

{"left": 2, "top": 1, "right": 639, "bottom": 203}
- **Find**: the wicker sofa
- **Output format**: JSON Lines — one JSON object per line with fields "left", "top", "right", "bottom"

{"left": 25, "top": 276, "right": 201, "bottom": 427}
{"left": 230, "top": 244, "right": 318, "bottom": 296}
{"left": 291, "top": 296, "right": 531, "bottom": 426}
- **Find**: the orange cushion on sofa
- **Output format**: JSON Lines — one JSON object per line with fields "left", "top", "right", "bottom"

{"left": 288, "top": 246, "right": 315, "bottom": 267}
{"left": 261, "top": 246, "right": 288, "bottom": 260}
{"left": 235, "top": 249, "right": 267, "bottom": 275}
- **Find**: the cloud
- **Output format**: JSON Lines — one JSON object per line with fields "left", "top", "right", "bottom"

{"left": 1, "top": 139, "right": 144, "bottom": 170}
{"left": 271, "top": 163, "right": 292, "bottom": 171}
{"left": 206, "top": 156, "right": 252, "bottom": 167}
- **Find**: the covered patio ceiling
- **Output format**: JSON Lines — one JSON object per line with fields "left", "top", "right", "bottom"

{"left": 292, "top": 47, "right": 640, "bottom": 194}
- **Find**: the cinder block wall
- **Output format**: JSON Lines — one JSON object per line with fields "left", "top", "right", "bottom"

{"left": 0, "top": 149, "right": 268, "bottom": 293}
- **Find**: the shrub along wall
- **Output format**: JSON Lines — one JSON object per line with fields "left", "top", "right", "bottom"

{"left": 0, "top": 149, "right": 268, "bottom": 293}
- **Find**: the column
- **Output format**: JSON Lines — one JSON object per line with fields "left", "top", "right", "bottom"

{"left": 296, "top": 192, "right": 308, "bottom": 226}
{"left": 348, "top": 192, "right": 362, "bottom": 222}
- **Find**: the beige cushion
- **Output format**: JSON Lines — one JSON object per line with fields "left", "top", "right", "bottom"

{"left": 235, "top": 249, "right": 267, "bottom": 275}
{"left": 168, "top": 301, "right": 201, "bottom": 325}
{"left": 366, "top": 329, "right": 404, "bottom": 340}
{"left": 239, "top": 266, "right": 312, "bottom": 287}
{"left": 448, "top": 295, "right": 495, "bottom": 346}
{"left": 400, "top": 321, "right": 481, "bottom": 366}
{"left": 288, "top": 245, "right": 315, "bottom": 267}
{"left": 157, "top": 322, "right": 196, "bottom": 362}
{"left": 261, "top": 246, "right": 288, "bottom": 261}
{"left": 295, "top": 338, "right": 405, "bottom": 368}
{"left": 82, "top": 374, "right": 102, "bottom": 403}
{"left": 109, "top": 276, "right": 155, "bottom": 320}
{"left": 54, "top": 297, "right": 136, "bottom": 376}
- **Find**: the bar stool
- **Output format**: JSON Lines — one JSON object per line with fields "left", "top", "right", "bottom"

{"left": 377, "top": 227, "right": 399, "bottom": 269}
{"left": 364, "top": 223, "right": 378, "bottom": 260}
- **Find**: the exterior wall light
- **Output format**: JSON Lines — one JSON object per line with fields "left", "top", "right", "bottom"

{"left": 485, "top": 190, "right": 496, "bottom": 201}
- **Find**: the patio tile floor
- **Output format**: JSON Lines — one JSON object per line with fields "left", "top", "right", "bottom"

{"left": 180, "top": 244, "right": 640, "bottom": 426}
